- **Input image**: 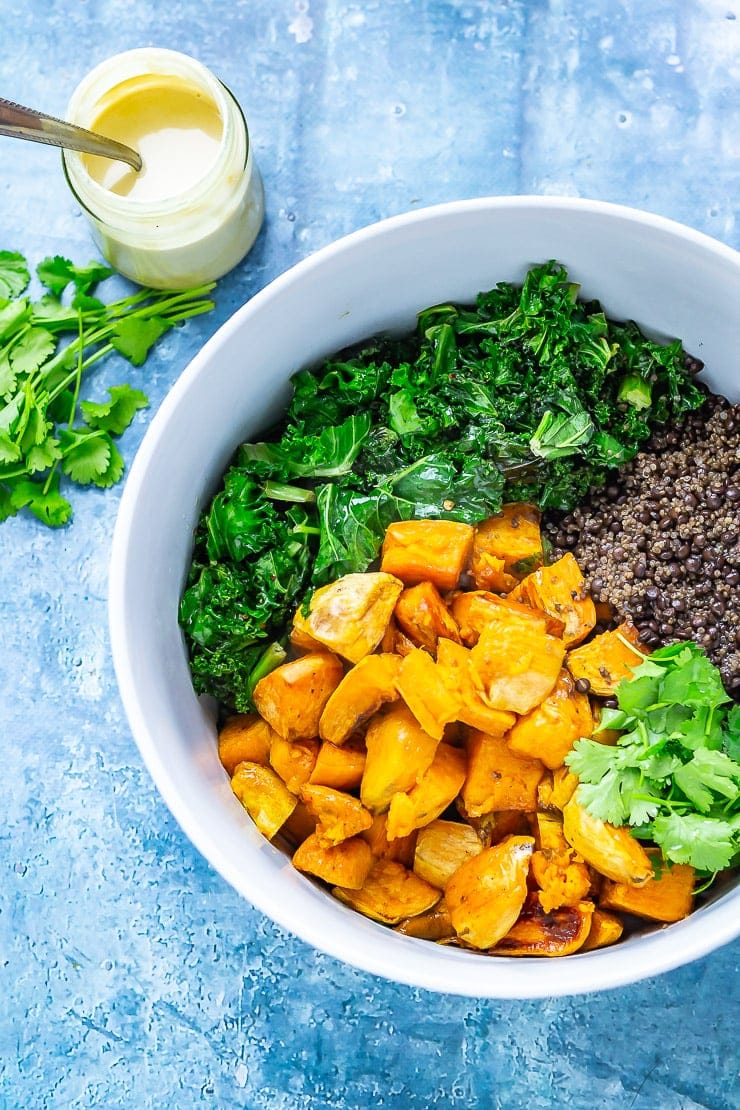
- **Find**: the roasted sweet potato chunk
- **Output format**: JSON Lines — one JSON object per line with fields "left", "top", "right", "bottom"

{"left": 471, "top": 503, "right": 543, "bottom": 575}
{"left": 269, "top": 734, "right": 319, "bottom": 794}
{"left": 218, "top": 713, "right": 274, "bottom": 775}
{"left": 278, "top": 801, "right": 318, "bottom": 848}
{"left": 395, "top": 901, "right": 455, "bottom": 940}
{"left": 309, "top": 738, "right": 366, "bottom": 791}
{"left": 290, "top": 609, "right": 325, "bottom": 653}
{"left": 468, "top": 550, "right": 517, "bottom": 594}
{"left": 462, "top": 729, "right": 544, "bottom": 817}
{"left": 394, "top": 648, "right": 461, "bottom": 740}
{"left": 333, "top": 859, "right": 441, "bottom": 924}
{"left": 538, "top": 767, "right": 581, "bottom": 813}
{"left": 230, "top": 761, "right": 297, "bottom": 840}
{"left": 413, "top": 819, "right": 484, "bottom": 890}
{"left": 493, "top": 892, "right": 594, "bottom": 956}
{"left": 300, "top": 784, "right": 373, "bottom": 846}
{"left": 445, "top": 835, "right": 534, "bottom": 949}
{"left": 293, "top": 831, "right": 374, "bottom": 889}
{"left": 562, "top": 797, "right": 653, "bottom": 886}
{"left": 394, "top": 580, "right": 461, "bottom": 652}
{"left": 566, "top": 622, "right": 646, "bottom": 696}
{"left": 253, "top": 652, "right": 344, "bottom": 741}
{"left": 531, "top": 812, "right": 591, "bottom": 912}
{"left": 507, "top": 669, "right": 593, "bottom": 770}
{"left": 301, "top": 572, "right": 404, "bottom": 663}
{"left": 360, "top": 813, "right": 417, "bottom": 866}
{"left": 435, "top": 638, "right": 516, "bottom": 736}
{"left": 511, "top": 553, "right": 596, "bottom": 648}
{"left": 599, "top": 851, "right": 695, "bottom": 922}
{"left": 360, "top": 702, "right": 440, "bottom": 814}
{"left": 580, "top": 908, "right": 624, "bottom": 951}
{"left": 381, "top": 520, "right": 474, "bottom": 591}
{"left": 319, "top": 653, "right": 402, "bottom": 745}
{"left": 386, "top": 743, "right": 467, "bottom": 839}
{"left": 450, "top": 590, "right": 564, "bottom": 648}
{"left": 470, "top": 610, "right": 565, "bottom": 714}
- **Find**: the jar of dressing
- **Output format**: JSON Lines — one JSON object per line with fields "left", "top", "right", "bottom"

{"left": 63, "top": 48, "right": 264, "bottom": 289}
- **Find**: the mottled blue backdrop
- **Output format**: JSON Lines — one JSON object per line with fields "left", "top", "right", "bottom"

{"left": 0, "top": 2, "right": 738, "bottom": 1108}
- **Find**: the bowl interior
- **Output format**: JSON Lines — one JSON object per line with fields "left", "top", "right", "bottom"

{"left": 109, "top": 197, "right": 740, "bottom": 998}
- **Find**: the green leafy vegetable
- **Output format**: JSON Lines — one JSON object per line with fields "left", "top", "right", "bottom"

{"left": 0, "top": 252, "right": 31, "bottom": 298}
{"left": 0, "top": 252, "right": 215, "bottom": 526}
{"left": 180, "top": 261, "right": 705, "bottom": 710}
{"left": 181, "top": 260, "right": 705, "bottom": 712}
{"left": 566, "top": 643, "right": 740, "bottom": 876}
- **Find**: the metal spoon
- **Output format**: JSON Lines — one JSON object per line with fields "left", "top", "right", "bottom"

{"left": 0, "top": 96, "right": 142, "bottom": 171}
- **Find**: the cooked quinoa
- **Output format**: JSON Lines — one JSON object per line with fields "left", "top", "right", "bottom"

{"left": 544, "top": 391, "right": 740, "bottom": 697}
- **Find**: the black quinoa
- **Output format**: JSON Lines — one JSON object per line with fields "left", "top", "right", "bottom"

{"left": 544, "top": 392, "right": 740, "bottom": 698}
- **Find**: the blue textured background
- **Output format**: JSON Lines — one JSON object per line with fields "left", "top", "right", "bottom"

{"left": 1, "top": 3, "right": 738, "bottom": 1108}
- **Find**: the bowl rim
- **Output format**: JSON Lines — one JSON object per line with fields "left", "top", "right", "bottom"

{"left": 109, "top": 194, "right": 740, "bottom": 997}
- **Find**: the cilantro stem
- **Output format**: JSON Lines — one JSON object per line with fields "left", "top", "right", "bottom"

{"left": 615, "top": 630, "right": 649, "bottom": 660}
{"left": 42, "top": 461, "right": 58, "bottom": 496}
{"left": 67, "top": 307, "right": 84, "bottom": 428}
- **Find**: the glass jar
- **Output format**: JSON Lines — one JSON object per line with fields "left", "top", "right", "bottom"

{"left": 63, "top": 48, "right": 265, "bottom": 289}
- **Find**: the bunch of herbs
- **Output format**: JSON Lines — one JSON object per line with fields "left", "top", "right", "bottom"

{"left": 0, "top": 250, "right": 214, "bottom": 526}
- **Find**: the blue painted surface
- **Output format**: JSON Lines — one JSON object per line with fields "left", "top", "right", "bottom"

{"left": 0, "top": 2, "right": 738, "bottom": 1107}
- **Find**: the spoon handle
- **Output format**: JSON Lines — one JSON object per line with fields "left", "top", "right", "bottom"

{"left": 0, "top": 97, "right": 142, "bottom": 171}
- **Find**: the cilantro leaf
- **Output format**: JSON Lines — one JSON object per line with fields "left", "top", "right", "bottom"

{"left": 25, "top": 437, "right": 62, "bottom": 474}
{"left": 37, "top": 255, "right": 113, "bottom": 297}
{"left": 19, "top": 406, "right": 51, "bottom": 453}
{"left": 0, "top": 483, "right": 17, "bottom": 521}
{"left": 111, "top": 316, "right": 171, "bottom": 365}
{"left": 724, "top": 706, "right": 740, "bottom": 763}
{"left": 9, "top": 474, "right": 72, "bottom": 527}
{"left": 661, "top": 644, "right": 730, "bottom": 709}
{"left": 594, "top": 706, "right": 629, "bottom": 733}
{"left": 651, "top": 812, "right": 737, "bottom": 872}
{"left": 0, "top": 251, "right": 30, "bottom": 298}
{"left": 576, "top": 772, "right": 630, "bottom": 826}
{"left": 0, "top": 353, "right": 19, "bottom": 401}
{"left": 676, "top": 749, "right": 740, "bottom": 804}
{"left": 91, "top": 439, "right": 124, "bottom": 488}
{"left": 59, "top": 429, "right": 112, "bottom": 485}
{"left": 673, "top": 761, "right": 716, "bottom": 814}
{"left": 0, "top": 298, "right": 31, "bottom": 343}
{"left": 80, "top": 384, "right": 148, "bottom": 435}
{"left": 0, "top": 435, "right": 21, "bottom": 464}
{"left": 71, "top": 291, "right": 106, "bottom": 315}
{"left": 615, "top": 673, "right": 662, "bottom": 715}
{"left": 36, "top": 256, "right": 76, "bottom": 297}
{"left": 10, "top": 328, "right": 56, "bottom": 376}
{"left": 566, "top": 737, "right": 623, "bottom": 783}
{"left": 67, "top": 260, "right": 115, "bottom": 294}
{"left": 31, "top": 296, "right": 79, "bottom": 327}
{"left": 0, "top": 393, "right": 23, "bottom": 435}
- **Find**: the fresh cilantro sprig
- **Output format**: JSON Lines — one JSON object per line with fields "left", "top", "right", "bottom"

{"left": 566, "top": 642, "right": 740, "bottom": 876}
{"left": 0, "top": 251, "right": 215, "bottom": 526}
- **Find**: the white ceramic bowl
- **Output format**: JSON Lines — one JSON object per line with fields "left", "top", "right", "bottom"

{"left": 109, "top": 196, "right": 740, "bottom": 998}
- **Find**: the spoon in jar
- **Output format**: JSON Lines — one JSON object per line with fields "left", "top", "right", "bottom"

{"left": 0, "top": 96, "right": 142, "bottom": 171}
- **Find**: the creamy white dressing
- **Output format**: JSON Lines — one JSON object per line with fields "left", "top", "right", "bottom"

{"left": 84, "top": 74, "right": 223, "bottom": 201}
